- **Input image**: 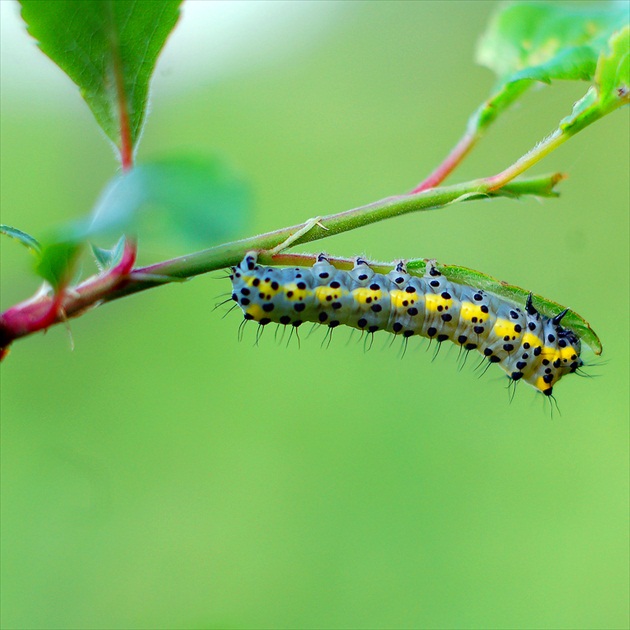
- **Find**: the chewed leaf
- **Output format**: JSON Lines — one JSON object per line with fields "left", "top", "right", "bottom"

{"left": 1, "top": 224, "right": 41, "bottom": 254}
{"left": 406, "top": 259, "right": 602, "bottom": 355}
{"left": 473, "top": 2, "right": 628, "bottom": 131}
{"left": 19, "top": 0, "right": 182, "bottom": 160}
{"left": 87, "top": 155, "right": 250, "bottom": 248}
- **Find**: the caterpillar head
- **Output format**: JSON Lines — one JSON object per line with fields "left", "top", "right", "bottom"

{"left": 551, "top": 309, "right": 583, "bottom": 372}
{"left": 533, "top": 316, "right": 583, "bottom": 395}
{"left": 555, "top": 326, "right": 583, "bottom": 373}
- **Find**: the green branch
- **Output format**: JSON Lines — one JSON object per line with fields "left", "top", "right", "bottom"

{"left": 0, "top": 173, "right": 561, "bottom": 348}
{"left": 118, "top": 173, "right": 562, "bottom": 287}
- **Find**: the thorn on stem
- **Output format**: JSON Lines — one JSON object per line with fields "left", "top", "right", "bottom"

{"left": 30, "top": 287, "right": 66, "bottom": 331}
{"left": 111, "top": 239, "right": 137, "bottom": 276}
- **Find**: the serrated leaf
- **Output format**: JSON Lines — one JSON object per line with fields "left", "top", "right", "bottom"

{"left": 19, "top": 0, "right": 182, "bottom": 161}
{"left": 87, "top": 155, "right": 250, "bottom": 248}
{"left": 1, "top": 224, "right": 41, "bottom": 254}
{"left": 406, "top": 259, "right": 602, "bottom": 355}
{"left": 91, "top": 235, "right": 126, "bottom": 271}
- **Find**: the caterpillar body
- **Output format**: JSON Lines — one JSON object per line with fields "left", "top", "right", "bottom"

{"left": 230, "top": 252, "right": 584, "bottom": 396}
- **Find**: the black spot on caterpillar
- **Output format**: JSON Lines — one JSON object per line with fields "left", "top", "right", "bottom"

{"left": 230, "top": 252, "right": 584, "bottom": 396}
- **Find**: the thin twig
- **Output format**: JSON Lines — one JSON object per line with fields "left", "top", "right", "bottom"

{"left": 0, "top": 173, "right": 561, "bottom": 349}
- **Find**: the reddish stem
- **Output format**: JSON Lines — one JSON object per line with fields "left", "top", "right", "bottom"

{"left": 107, "top": 2, "right": 133, "bottom": 171}
{"left": 111, "top": 238, "right": 137, "bottom": 276}
{"left": 0, "top": 175, "right": 561, "bottom": 355}
{"left": 29, "top": 287, "right": 66, "bottom": 330}
{"left": 411, "top": 129, "right": 478, "bottom": 193}
{"left": 0, "top": 289, "right": 66, "bottom": 350}
{"left": 118, "top": 104, "right": 133, "bottom": 171}
{"left": 0, "top": 240, "right": 136, "bottom": 356}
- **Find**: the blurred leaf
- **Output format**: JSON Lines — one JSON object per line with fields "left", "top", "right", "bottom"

{"left": 478, "top": 2, "right": 627, "bottom": 84}
{"left": 473, "top": 2, "right": 628, "bottom": 130}
{"left": 19, "top": 0, "right": 182, "bottom": 158}
{"left": 32, "top": 155, "right": 248, "bottom": 287}
{"left": 87, "top": 155, "right": 250, "bottom": 248}
{"left": 34, "top": 239, "right": 83, "bottom": 290}
{"left": 594, "top": 24, "right": 630, "bottom": 111}
{"left": 91, "top": 235, "right": 127, "bottom": 271}
{"left": 0, "top": 224, "right": 41, "bottom": 254}
{"left": 406, "top": 258, "right": 602, "bottom": 355}
{"left": 561, "top": 26, "right": 630, "bottom": 134}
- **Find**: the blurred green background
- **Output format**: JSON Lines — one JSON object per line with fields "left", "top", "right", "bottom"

{"left": 1, "top": 2, "right": 628, "bottom": 628}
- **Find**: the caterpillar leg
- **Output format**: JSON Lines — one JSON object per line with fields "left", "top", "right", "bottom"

{"left": 268, "top": 217, "right": 328, "bottom": 255}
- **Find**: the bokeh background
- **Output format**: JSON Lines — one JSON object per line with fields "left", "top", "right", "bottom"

{"left": 1, "top": 2, "right": 628, "bottom": 628}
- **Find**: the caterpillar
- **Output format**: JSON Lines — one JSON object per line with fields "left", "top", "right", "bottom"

{"left": 229, "top": 251, "right": 584, "bottom": 396}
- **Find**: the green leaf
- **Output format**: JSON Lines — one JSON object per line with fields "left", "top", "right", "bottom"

{"left": 32, "top": 155, "right": 249, "bottom": 288}
{"left": 473, "top": 2, "right": 628, "bottom": 131}
{"left": 406, "top": 259, "right": 602, "bottom": 355}
{"left": 560, "top": 26, "right": 630, "bottom": 134}
{"left": 87, "top": 155, "right": 250, "bottom": 248}
{"left": 34, "top": 239, "right": 83, "bottom": 290}
{"left": 0, "top": 224, "right": 41, "bottom": 254}
{"left": 91, "top": 235, "right": 126, "bottom": 271}
{"left": 478, "top": 2, "right": 627, "bottom": 85}
{"left": 19, "top": 0, "right": 182, "bottom": 161}
{"left": 594, "top": 24, "right": 630, "bottom": 111}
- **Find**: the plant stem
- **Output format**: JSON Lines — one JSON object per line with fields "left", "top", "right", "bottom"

{"left": 411, "top": 81, "right": 532, "bottom": 192}
{"left": 484, "top": 129, "right": 568, "bottom": 190}
{"left": 412, "top": 129, "right": 479, "bottom": 192}
{"left": 0, "top": 173, "right": 561, "bottom": 349}
{"left": 126, "top": 173, "right": 561, "bottom": 283}
{"left": 485, "top": 94, "right": 629, "bottom": 189}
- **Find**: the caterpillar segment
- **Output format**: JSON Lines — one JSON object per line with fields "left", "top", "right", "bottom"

{"left": 230, "top": 252, "right": 583, "bottom": 396}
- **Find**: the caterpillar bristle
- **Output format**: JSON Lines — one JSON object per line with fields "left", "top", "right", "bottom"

{"left": 552, "top": 309, "right": 569, "bottom": 326}
{"left": 237, "top": 318, "right": 248, "bottom": 343}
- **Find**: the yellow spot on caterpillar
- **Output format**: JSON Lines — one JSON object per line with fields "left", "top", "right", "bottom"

{"left": 246, "top": 303, "right": 265, "bottom": 321}
{"left": 522, "top": 332, "right": 542, "bottom": 349}
{"left": 283, "top": 283, "right": 310, "bottom": 301}
{"left": 390, "top": 290, "right": 414, "bottom": 309}
{"left": 460, "top": 301, "right": 486, "bottom": 323}
{"left": 351, "top": 288, "right": 383, "bottom": 306}
{"left": 425, "top": 293, "right": 452, "bottom": 313}
{"left": 315, "top": 286, "right": 345, "bottom": 303}
{"left": 494, "top": 318, "right": 518, "bottom": 340}
{"left": 260, "top": 278, "right": 281, "bottom": 296}
{"left": 541, "top": 346, "right": 558, "bottom": 361}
